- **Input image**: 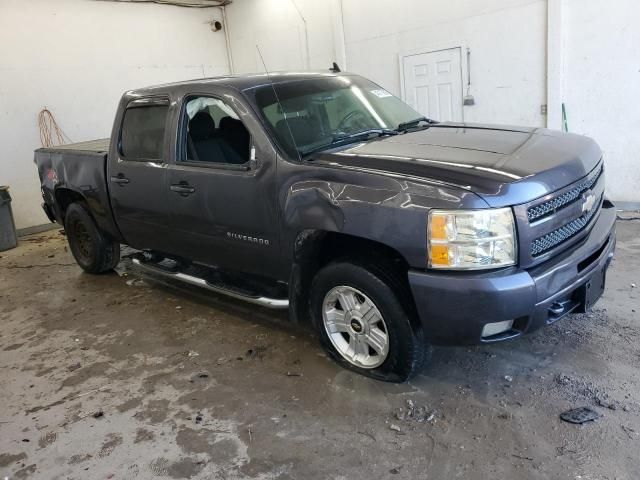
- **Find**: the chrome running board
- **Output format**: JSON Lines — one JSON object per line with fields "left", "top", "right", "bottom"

{"left": 132, "top": 258, "right": 289, "bottom": 309}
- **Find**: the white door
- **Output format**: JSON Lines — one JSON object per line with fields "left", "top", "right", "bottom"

{"left": 402, "top": 48, "right": 463, "bottom": 122}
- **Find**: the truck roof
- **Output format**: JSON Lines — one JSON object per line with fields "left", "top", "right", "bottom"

{"left": 36, "top": 72, "right": 352, "bottom": 156}
{"left": 126, "top": 71, "right": 354, "bottom": 96}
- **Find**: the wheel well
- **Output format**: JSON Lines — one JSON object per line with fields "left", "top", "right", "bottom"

{"left": 290, "top": 230, "right": 416, "bottom": 325}
{"left": 310, "top": 231, "right": 409, "bottom": 271}
{"left": 55, "top": 188, "right": 86, "bottom": 221}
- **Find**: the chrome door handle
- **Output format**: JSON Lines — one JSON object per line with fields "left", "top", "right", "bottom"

{"left": 110, "top": 175, "right": 130, "bottom": 185}
{"left": 170, "top": 183, "right": 195, "bottom": 195}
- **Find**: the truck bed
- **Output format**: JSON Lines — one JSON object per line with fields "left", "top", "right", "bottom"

{"left": 36, "top": 138, "right": 110, "bottom": 155}
{"left": 35, "top": 137, "right": 121, "bottom": 241}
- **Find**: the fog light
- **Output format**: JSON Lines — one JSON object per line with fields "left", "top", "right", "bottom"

{"left": 481, "top": 320, "right": 514, "bottom": 338}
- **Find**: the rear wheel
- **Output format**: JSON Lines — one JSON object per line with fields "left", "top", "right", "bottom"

{"left": 311, "top": 262, "right": 429, "bottom": 382}
{"left": 65, "top": 203, "right": 120, "bottom": 274}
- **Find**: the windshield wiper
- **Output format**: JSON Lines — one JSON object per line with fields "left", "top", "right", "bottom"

{"left": 396, "top": 117, "right": 436, "bottom": 132}
{"left": 332, "top": 128, "right": 399, "bottom": 142}
{"left": 301, "top": 129, "right": 398, "bottom": 157}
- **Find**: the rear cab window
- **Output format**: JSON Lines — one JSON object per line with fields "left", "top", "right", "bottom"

{"left": 120, "top": 101, "right": 169, "bottom": 161}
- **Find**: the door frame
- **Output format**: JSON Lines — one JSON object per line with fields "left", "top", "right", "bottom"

{"left": 398, "top": 40, "right": 468, "bottom": 122}
{"left": 165, "top": 89, "right": 281, "bottom": 276}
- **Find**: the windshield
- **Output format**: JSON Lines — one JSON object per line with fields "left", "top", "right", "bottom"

{"left": 251, "top": 75, "right": 425, "bottom": 159}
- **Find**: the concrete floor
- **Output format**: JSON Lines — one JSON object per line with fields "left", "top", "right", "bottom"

{"left": 0, "top": 220, "right": 639, "bottom": 480}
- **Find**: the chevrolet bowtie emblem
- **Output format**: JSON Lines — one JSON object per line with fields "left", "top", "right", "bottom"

{"left": 581, "top": 190, "right": 596, "bottom": 214}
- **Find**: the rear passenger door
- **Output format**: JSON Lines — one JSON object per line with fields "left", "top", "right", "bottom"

{"left": 108, "top": 97, "right": 172, "bottom": 252}
{"left": 166, "top": 93, "right": 280, "bottom": 276}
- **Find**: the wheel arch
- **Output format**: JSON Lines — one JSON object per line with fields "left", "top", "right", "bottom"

{"left": 54, "top": 187, "right": 88, "bottom": 223}
{"left": 288, "top": 229, "right": 419, "bottom": 327}
{"left": 53, "top": 187, "right": 123, "bottom": 242}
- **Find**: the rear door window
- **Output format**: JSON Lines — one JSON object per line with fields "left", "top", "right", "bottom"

{"left": 120, "top": 105, "right": 169, "bottom": 161}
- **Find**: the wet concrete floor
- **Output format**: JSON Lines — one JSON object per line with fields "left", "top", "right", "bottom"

{"left": 1, "top": 220, "right": 639, "bottom": 479}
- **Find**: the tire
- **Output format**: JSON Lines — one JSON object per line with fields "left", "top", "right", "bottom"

{"left": 310, "top": 261, "right": 430, "bottom": 382}
{"left": 65, "top": 202, "right": 120, "bottom": 274}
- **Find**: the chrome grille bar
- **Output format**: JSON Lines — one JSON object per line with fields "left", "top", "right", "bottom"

{"left": 527, "top": 165, "right": 603, "bottom": 222}
{"left": 530, "top": 194, "right": 603, "bottom": 257}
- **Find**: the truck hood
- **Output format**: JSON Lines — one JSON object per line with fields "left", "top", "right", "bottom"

{"left": 313, "top": 123, "right": 603, "bottom": 207}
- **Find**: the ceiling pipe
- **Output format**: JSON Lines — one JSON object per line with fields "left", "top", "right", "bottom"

{"left": 94, "top": 0, "right": 231, "bottom": 8}
{"left": 289, "top": 0, "right": 311, "bottom": 70}
{"left": 221, "top": 5, "right": 234, "bottom": 74}
{"left": 333, "top": 0, "right": 347, "bottom": 70}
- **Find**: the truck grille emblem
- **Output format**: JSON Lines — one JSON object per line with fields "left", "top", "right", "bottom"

{"left": 581, "top": 190, "right": 596, "bottom": 215}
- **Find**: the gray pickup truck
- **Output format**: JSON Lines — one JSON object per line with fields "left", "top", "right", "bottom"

{"left": 35, "top": 71, "right": 616, "bottom": 382}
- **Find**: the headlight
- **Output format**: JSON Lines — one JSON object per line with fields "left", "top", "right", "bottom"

{"left": 428, "top": 208, "right": 517, "bottom": 270}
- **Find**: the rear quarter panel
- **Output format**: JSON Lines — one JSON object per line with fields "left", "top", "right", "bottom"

{"left": 35, "top": 149, "right": 123, "bottom": 241}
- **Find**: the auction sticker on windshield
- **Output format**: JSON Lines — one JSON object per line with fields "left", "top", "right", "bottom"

{"left": 370, "top": 89, "right": 392, "bottom": 98}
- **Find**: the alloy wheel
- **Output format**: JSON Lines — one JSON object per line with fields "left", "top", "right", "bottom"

{"left": 322, "top": 285, "right": 389, "bottom": 369}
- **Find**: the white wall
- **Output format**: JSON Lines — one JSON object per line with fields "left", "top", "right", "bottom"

{"left": 0, "top": 0, "right": 229, "bottom": 229}
{"left": 341, "top": 0, "right": 547, "bottom": 127}
{"left": 225, "top": 0, "right": 640, "bottom": 204}
{"left": 562, "top": 0, "right": 640, "bottom": 204}
{"left": 226, "top": 0, "right": 548, "bottom": 127}
{"left": 224, "top": 0, "right": 339, "bottom": 73}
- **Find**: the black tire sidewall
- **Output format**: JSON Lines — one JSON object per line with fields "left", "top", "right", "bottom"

{"left": 65, "top": 203, "right": 109, "bottom": 273}
{"left": 311, "top": 262, "right": 425, "bottom": 382}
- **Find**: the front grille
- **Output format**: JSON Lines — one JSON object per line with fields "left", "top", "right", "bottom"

{"left": 527, "top": 165, "right": 603, "bottom": 222}
{"left": 514, "top": 161, "right": 605, "bottom": 268}
{"left": 530, "top": 194, "right": 603, "bottom": 257}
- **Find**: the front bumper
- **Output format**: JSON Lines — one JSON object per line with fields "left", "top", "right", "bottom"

{"left": 408, "top": 203, "right": 617, "bottom": 345}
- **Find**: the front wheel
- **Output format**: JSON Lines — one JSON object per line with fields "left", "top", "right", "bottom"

{"left": 65, "top": 202, "right": 120, "bottom": 274}
{"left": 310, "top": 262, "right": 429, "bottom": 382}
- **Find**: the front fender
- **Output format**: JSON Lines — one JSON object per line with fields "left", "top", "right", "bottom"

{"left": 281, "top": 177, "right": 479, "bottom": 269}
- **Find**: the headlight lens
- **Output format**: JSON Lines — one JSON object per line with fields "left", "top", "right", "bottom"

{"left": 428, "top": 208, "right": 517, "bottom": 269}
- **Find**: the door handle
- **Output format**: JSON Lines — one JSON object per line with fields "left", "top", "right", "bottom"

{"left": 110, "top": 175, "right": 130, "bottom": 185}
{"left": 170, "top": 183, "right": 196, "bottom": 196}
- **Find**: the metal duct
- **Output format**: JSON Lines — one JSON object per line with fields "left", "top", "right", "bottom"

{"left": 94, "top": 0, "right": 231, "bottom": 7}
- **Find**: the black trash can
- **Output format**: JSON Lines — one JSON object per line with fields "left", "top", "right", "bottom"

{"left": 0, "top": 186, "right": 18, "bottom": 252}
